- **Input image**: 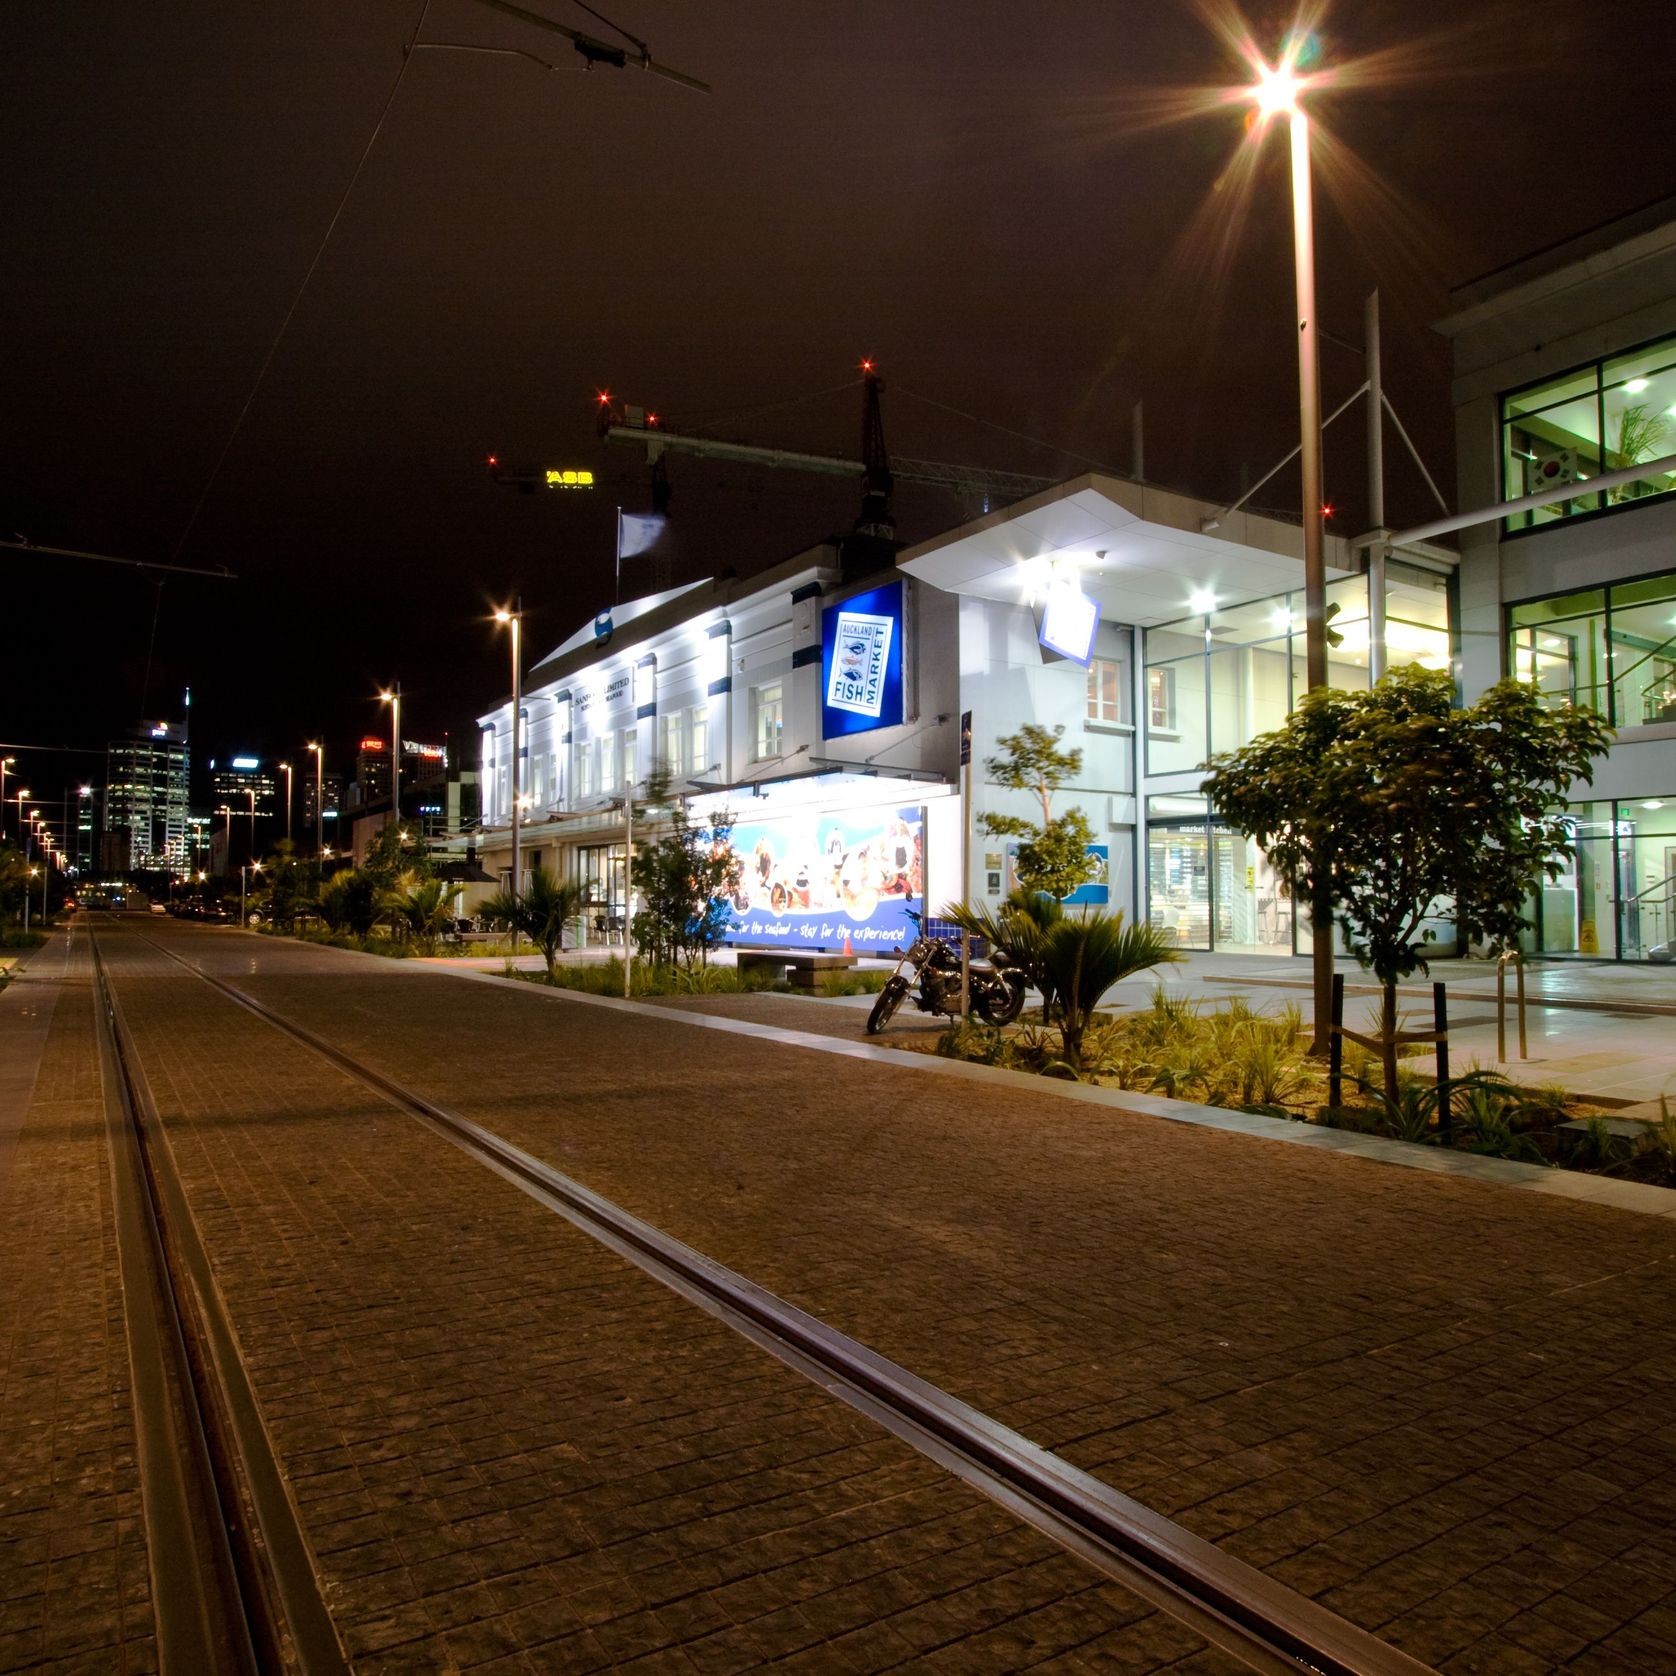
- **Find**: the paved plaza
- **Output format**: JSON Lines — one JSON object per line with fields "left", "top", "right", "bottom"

{"left": 7, "top": 920, "right": 1676, "bottom": 1672}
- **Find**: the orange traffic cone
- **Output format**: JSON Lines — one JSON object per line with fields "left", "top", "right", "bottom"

{"left": 843, "top": 933, "right": 853, "bottom": 956}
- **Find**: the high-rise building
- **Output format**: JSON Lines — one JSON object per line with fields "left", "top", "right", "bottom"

{"left": 105, "top": 717, "right": 190, "bottom": 872}
{"left": 74, "top": 786, "right": 95, "bottom": 872}
{"left": 301, "top": 771, "right": 343, "bottom": 828}
{"left": 208, "top": 757, "right": 279, "bottom": 819}
{"left": 355, "top": 736, "right": 391, "bottom": 806}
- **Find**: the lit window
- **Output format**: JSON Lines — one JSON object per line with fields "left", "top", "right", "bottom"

{"left": 1087, "top": 657, "right": 1123, "bottom": 723}
{"left": 751, "top": 682, "right": 783, "bottom": 761}
{"left": 689, "top": 704, "right": 709, "bottom": 778}
{"left": 1148, "top": 666, "right": 1176, "bottom": 731}
{"left": 659, "top": 711, "right": 684, "bottom": 779}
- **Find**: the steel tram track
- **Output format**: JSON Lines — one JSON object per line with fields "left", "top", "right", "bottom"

{"left": 116, "top": 926, "right": 1435, "bottom": 1676}
{"left": 90, "top": 928, "right": 349, "bottom": 1676}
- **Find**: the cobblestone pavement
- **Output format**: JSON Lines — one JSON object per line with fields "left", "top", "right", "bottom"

{"left": 0, "top": 933, "right": 156, "bottom": 1673}
{"left": 82, "top": 923, "right": 1240, "bottom": 1675}
{"left": 184, "top": 927, "right": 1676, "bottom": 1675}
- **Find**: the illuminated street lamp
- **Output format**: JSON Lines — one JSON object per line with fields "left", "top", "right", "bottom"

{"left": 240, "top": 860, "right": 263, "bottom": 928}
{"left": 1245, "top": 37, "right": 1335, "bottom": 1051}
{"left": 0, "top": 756, "right": 13, "bottom": 839}
{"left": 306, "top": 742, "right": 324, "bottom": 856}
{"left": 494, "top": 603, "right": 523, "bottom": 902}
{"left": 279, "top": 760, "right": 293, "bottom": 844}
{"left": 378, "top": 683, "right": 402, "bottom": 825}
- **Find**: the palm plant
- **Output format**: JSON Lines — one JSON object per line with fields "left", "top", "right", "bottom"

{"left": 944, "top": 889, "right": 1065, "bottom": 1017}
{"left": 1032, "top": 911, "right": 1181, "bottom": 1068}
{"left": 387, "top": 878, "right": 460, "bottom": 949}
{"left": 478, "top": 866, "right": 585, "bottom": 981}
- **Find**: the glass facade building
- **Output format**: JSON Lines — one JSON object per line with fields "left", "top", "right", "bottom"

{"left": 105, "top": 720, "right": 190, "bottom": 872}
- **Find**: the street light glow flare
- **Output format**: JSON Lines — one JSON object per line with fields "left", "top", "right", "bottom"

{"left": 1251, "top": 58, "right": 1303, "bottom": 118}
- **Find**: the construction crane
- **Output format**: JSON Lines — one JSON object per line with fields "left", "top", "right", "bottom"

{"left": 599, "top": 365, "right": 1060, "bottom": 521}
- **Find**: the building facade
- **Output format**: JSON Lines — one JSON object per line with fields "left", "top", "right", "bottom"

{"left": 474, "top": 477, "right": 1455, "bottom": 953}
{"left": 1439, "top": 195, "right": 1676, "bottom": 960}
{"left": 105, "top": 718, "right": 189, "bottom": 872}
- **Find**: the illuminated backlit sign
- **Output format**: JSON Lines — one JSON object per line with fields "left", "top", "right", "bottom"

{"left": 1038, "top": 581, "right": 1101, "bottom": 666}
{"left": 820, "top": 580, "right": 905, "bottom": 739}
{"left": 402, "top": 741, "right": 447, "bottom": 759}
{"left": 231, "top": 756, "right": 260, "bottom": 769}
{"left": 545, "top": 469, "right": 595, "bottom": 489}
{"left": 359, "top": 736, "right": 387, "bottom": 752}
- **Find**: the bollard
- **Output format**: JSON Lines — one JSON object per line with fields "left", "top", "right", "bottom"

{"left": 1328, "top": 973, "right": 1344, "bottom": 1109}
{"left": 1433, "top": 981, "right": 1451, "bottom": 1140}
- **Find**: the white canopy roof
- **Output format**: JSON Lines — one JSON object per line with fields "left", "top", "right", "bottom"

{"left": 897, "top": 472, "right": 1360, "bottom": 627}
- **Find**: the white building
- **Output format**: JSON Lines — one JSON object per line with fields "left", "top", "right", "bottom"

{"left": 1438, "top": 194, "right": 1676, "bottom": 960}
{"left": 476, "top": 473, "right": 1454, "bottom": 955}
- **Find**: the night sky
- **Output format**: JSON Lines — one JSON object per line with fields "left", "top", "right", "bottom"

{"left": 4, "top": 0, "right": 1670, "bottom": 822}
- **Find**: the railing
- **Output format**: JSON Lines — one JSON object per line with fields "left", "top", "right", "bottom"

{"left": 1617, "top": 873, "right": 1676, "bottom": 960}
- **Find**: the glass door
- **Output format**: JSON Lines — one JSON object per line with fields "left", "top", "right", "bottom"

{"left": 1148, "top": 826, "right": 1211, "bottom": 950}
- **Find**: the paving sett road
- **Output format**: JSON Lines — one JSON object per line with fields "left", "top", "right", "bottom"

{"left": 0, "top": 934, "right": 155, "bottom": 1675}
{"left": 51, "top": 923, "right": 1240, "bottom": 1676}
{"left": 14, "top": 917, "right": 1676, "bottom": 1673}
{"left": 207, "top": 930, "right": 1676, "bottom": 1675}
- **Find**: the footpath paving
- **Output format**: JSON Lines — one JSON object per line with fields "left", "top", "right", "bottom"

{"left": 82, "top": 923, "right": 1236, "bottom": 1675}
{"left": 197, "top": 927, "right": 1676, "bottom": 1673}
{"left": 0, "top": 932, "right": 156, "bottom": 1673}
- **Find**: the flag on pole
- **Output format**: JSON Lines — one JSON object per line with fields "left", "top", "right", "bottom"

{"left": 618, "top": 512, "right": 664, "bottom": 560}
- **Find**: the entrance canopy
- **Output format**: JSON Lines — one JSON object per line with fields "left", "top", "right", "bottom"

{"left": 897, "top": 472, "right": 1361, "bottom": 626}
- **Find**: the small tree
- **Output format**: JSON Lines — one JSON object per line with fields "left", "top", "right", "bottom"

{"left": 257, "top": 840, "right": 314, "bottom": 933}
{"left": 979, "top": 724, "right": 1100, "bottom": 900}
{"left": 479, "top": 866, "right": 585, "bottom": 981}
{"left": 1203, "top": 665, "right": 1611, "bottom": 1098}
{"left": 388, "top": 877, "right": 461, "bottom": 949}
{"left": 630, "top": 801, "right": 741, "bottom": 970}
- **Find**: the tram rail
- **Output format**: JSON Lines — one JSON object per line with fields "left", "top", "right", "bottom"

{"left": 104, "top": 923, "right": 1435, "bottom": 1676}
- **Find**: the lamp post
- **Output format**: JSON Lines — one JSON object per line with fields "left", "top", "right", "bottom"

{"left": 8, "top": 787, "right": 27, "bottom": 853}
{"left": 379, "top": 683, "right": 402, "bottom": 826}
{"left": 239, "top": 861, "right": 262, "bottom": 927}
{"left": 1248, "top": 43, "right": 1335, "bottom": 1053}
{"left": 307, "top": 742, "right": 324, "bottom": 856}
{"left": 279, "top": 760, "right": 293, "bottom": 844}
{"left": 494, "top": 604, "right": 523, "bottom": 902}
{"left": 0, "top": 757, "right": 13, "bottom": 840}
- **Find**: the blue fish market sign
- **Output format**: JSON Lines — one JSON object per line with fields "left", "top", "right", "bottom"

{"left": 820, "top": 580, "right": 905, "bottom": 739}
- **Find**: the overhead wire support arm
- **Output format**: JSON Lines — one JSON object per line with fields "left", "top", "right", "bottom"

{"left": 0, "top": 538, "right": 236, "bottom": 580}
{"left": 466, "top": 0, "right": 711, "bottom": 92}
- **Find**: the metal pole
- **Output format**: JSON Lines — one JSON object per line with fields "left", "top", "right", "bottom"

{"left": 1288, "top": 104, "right": 1333, "bottom": 1056}
{"left": 960, "top": 714, "right": 972, "bottom": 1019}
{"left": 314, "top": 746, "right": 323, "bottom": 856}
{"left": 1516, "top": 952, "right": 1528, "bottom": 1060}
{"left": 282, "top": 762, "right": 293, "bottom": 843}
{"left": 509, "top": 606, "right": 522, "bottom": 903}
{"left": 22, "top": 822, "right": 30, "bottom": 932}
{"left": 391, "top": 682, "right": 402, "bottom": 826}
{"left": 623, "top": 789, "right": 633, "bottom": 999}
{"left": 1496, "top": 955, "right": 1507, "bottom": 1063}
{"left": 1365, "top": 291, "right": 1387, "bottom": 684}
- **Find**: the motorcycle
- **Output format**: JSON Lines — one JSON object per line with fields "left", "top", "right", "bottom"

{"left": 866, "top": 905, "right": 1027, "bottom": 1034}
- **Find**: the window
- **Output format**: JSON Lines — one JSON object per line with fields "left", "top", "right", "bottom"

{"left": 1087, "top": 657, "right": 1124, "bottom": 723}
{"left": 750, "top": 681, "right": 783, "bottom": 761}
{"left": 659, "top": 712, "right": 685, "bottom": 779}
{"left": 1509, "top": 570, "right": 1676, "bottom": 725}
{"left": 1148, "top": 666, "right": 1176, "bottom": 731}
{"left": 598, "top": 733, "right": 618, "bottom": 793}
{"left": 1501, "top": 332, "right": 1676, "bottom": 532}
{"left": 689, "top": 703, "right": 710, "bottom": 779}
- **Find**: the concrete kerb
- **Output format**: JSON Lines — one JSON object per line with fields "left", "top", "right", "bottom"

{"left": 410, "top": 958, "right": 1676, "bottom": 1224}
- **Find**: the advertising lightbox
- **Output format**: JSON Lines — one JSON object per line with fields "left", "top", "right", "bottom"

{"left": 1037, "top": 581, "right": 1101, "bottom": 665}
{"left": 820, "top": 580, "right": 905, "bottom": 739}
{"left": 720, "top": 804, "right": 923, "bottom": 950}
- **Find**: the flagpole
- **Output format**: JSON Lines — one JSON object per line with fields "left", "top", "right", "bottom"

{"left": 615, "top": 505, "right": 622, "bottom": 606}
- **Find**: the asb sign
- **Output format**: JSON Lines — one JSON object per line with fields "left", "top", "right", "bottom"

{"left": 820, "top": 580, "right": 905, "bottom": 739}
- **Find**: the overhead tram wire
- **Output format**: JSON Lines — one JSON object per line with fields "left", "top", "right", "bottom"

{"left": 0, "top": 538, "right": 235, "bottom": 579}
{"left": 892, "top": 384, "right": 1128, "bottom": 478}
{"left": 165, "top": 0, "right": 437, "bottom": 567}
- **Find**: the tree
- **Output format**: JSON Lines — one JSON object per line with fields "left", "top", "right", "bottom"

{"left": 1203, "top": 665, "right": 1611, "bottom": 1098}
{"left": 479, "top": 866, "right": 585, "bottom": 981}
{"left": 0, "top": 844, "right": 28, "bottom": 928}
{"left": 387, "top": 877, "right": 461, "bottom": 949}
{"left": 256, "top": 840, "right": 314, "bottom": 933}
{"left": 1034, "top": 912, "right": 1182, "bottom": 1068}
{"left": 979, "top": 724, "right": 1101, "bottom": 900}
{"left": 362, "top": 820, "right": 431, "bottom": 892}
{"left": 630, "top": 800, "right": 741, "bottom": 970}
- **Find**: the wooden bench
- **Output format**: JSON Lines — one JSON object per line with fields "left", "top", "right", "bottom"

{"left": 736, "top": 950, "right": 858, "bottom": 992}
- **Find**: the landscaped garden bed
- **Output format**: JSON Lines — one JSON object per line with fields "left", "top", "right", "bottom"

{"left": 922, "top": 987, "right": 1676, "bottom": 1187}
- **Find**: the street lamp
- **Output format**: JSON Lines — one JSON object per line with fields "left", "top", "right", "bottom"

{"left": 1246, "top": 37, "right": 1335, "bottom": 1052}
{"left": 0, "top": 757, "right": 13, "bottom": 839}
{"left": 494, "top": 603, "right": 523, "bottom": 902}
{"left": 379, "top": 683, "right": 402, "bottom": 825}
{"left": 306, "top": 742, "right": 324, "bottom": 856}
{"left": 240, "top": 860, "right": 262, "bottom": 927}
{"left": 279, "top": 760, "right": 293, "bottom": 844}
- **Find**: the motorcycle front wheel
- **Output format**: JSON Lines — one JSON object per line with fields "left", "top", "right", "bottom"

{"left": 866, "top": 975, "right": 910, "bottom": 1035}
{"left": 976, "top": 974, "right": 1027, "bottom": 1026}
